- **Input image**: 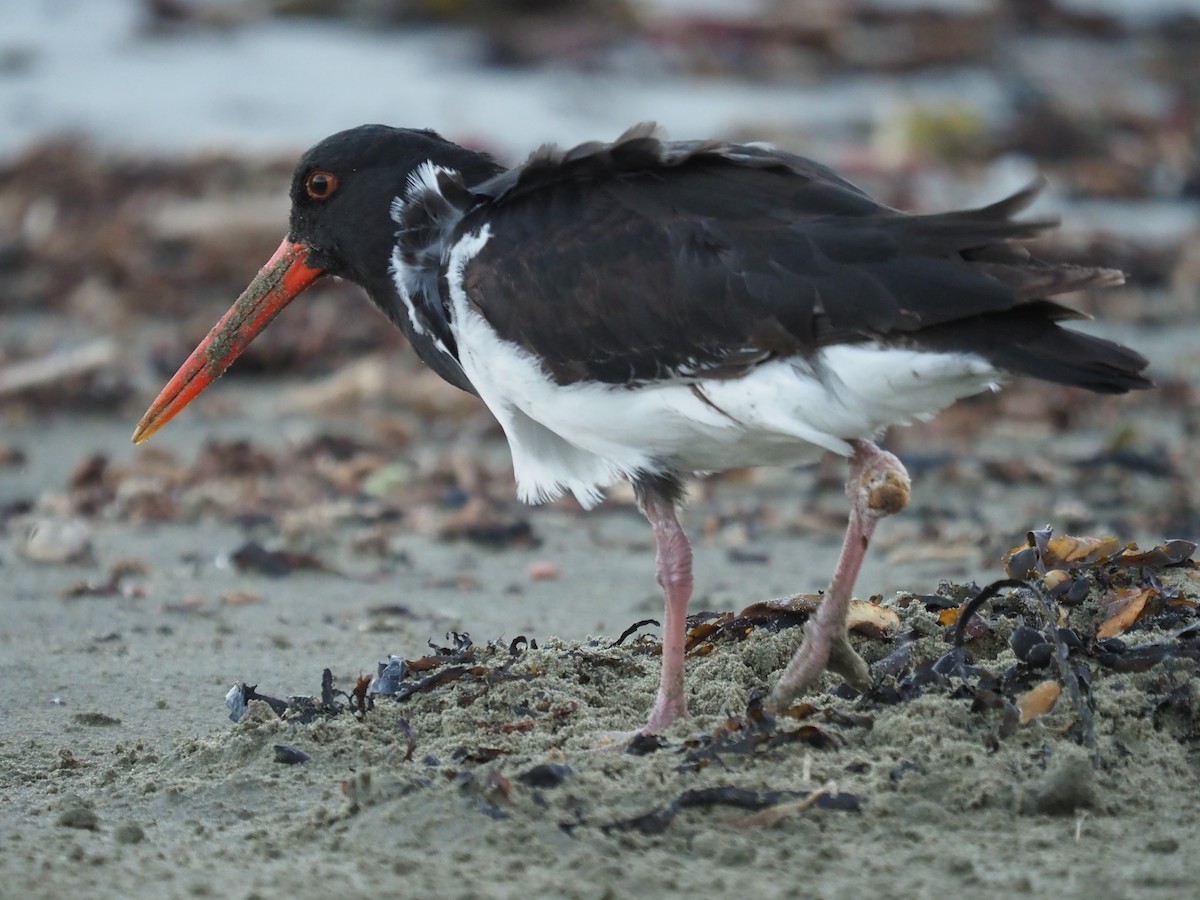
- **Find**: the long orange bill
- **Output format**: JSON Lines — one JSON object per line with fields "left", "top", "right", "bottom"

{"left": 131, "top": 239, "right": 323, "bottom": 444}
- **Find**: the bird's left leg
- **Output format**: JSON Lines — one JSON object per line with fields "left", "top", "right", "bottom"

{"left": 636, "top": 478, "right": 693, "bottom": 734}
{"left": 770, "top": 439, "right": 911, "bottom": 705}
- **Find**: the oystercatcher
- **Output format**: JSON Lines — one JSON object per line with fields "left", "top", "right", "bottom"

{"left": 133, "top": 123, "right": 1151, "bottom": 733}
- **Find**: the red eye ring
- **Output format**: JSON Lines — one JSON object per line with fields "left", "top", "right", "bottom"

{"left": 305, "top": 171, "right": 338, "bottom": 200}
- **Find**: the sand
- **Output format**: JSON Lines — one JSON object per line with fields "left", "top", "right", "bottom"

{"left": 2, "top": 6, "right": 1199, "bottom": 893}
{"left": 2, "top": 352, "right": 1198, "bottom": 899}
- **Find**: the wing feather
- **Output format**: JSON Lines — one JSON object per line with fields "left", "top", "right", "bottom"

{"left": 446, "top": 126, "right": 1147, "bottom": 392}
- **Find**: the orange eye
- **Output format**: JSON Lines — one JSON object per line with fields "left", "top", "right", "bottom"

{"left": 305, "top": 171, "right": 338, "bottom": 200}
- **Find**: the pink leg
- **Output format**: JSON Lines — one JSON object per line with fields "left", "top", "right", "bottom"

{"left": 639, "top": 488, "right": 693, "bottom": 734}
{"left": 771, "top": 439, "right": 910, "bottom": 705}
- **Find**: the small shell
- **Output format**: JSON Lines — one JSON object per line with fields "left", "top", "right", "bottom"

{"left": 14, "top": 517, "right": 93, "bottom": 564}
{"left": 1042, "top": 569, "right": 1072, "bottom": 594}
{"left": 1017, "top": 680, "right": 1061, "bottom": 724}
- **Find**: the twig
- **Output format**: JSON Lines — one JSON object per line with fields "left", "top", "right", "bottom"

{"left": 0, "top": 339, "right": 117, "bottom": 398}
{"left": 731, "top": 782, "right": 834, "bottom": 828}
{"left": 1028, "top": 580, "right": 1098, "bottom": 763}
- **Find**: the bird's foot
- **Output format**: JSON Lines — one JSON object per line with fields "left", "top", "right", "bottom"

{"left": 642, "top": 686, "right": 689, "bottom": 736}
{"left": 584, "top": 664, "right": 690, "bottom": 753}
{"left": 826, "top": 629, "right": 872, "bottom": 691}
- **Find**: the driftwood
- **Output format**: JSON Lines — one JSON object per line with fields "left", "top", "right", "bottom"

{"left": 0, "top": 339, "right": 118, "bottom": 398}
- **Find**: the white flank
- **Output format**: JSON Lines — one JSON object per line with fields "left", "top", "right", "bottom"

{"left": 388, "top": 246, "right": 431, "bottom": 339}
{"left": 405, "top": 160, "right": 455, "bottom": 200}
{"left": 446, "top": 228, "right": 1001, "bottom": 509}
{"left": 387, "top": 161, "right": 459, "bottom": 353}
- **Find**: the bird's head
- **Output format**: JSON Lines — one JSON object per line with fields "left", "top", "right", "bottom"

{"left": 131, "top": 125, "right": 495, "bottom": 444}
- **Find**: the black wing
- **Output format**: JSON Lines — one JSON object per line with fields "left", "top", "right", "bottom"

{"left": 454, "top": 125, "right": 1149, "bottom": 393}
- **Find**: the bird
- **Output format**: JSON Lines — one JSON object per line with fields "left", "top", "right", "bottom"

{"left": 132, "top": 122, "right": 1151, "bottom": 734}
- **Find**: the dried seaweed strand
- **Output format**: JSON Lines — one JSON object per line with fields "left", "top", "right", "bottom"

{"left": 0, "top": 339, "right": 117, "bottom": 397}
{"left": 952, "top": 577, "right": 1098, "bottom": 763}
{"left": 731, "top": 782, "right": 834, "bottom": 828}
{"left": 611, "top": 618, "right": 660, "bottom": 647}
{"left": 1028, "top": 580, "right": 1098, "bottom": 763}
{"left": 952, "top": 579, "right": 1031, "bottom": 650}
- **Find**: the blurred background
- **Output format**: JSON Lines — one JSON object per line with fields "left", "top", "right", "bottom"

{"left": 1, "top": 0, "right": 1197, "bottom": 599}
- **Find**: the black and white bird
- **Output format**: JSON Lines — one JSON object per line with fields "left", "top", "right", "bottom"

{"left": 133, "top": 123, "right": 1151, "bottom": 733}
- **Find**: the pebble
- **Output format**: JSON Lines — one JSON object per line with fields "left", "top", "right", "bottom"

{"left": 527, "top": 560, "right": 560, "bottom": 581}
{"left": 57, "top": 801, "right": 98, "bottom": 831}
{"left": 1022, "top": 745, "right": 1096, "bottom": 815}
{"left": 14, "top": 517, "right": 93, "bottom": 564}
{"left": 113, "top": 822, "right": 145, "bottom": 844}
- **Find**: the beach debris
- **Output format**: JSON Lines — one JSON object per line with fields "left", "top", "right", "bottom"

{"left": 1020, "top": 746, "right": 1097, "bottom": 816}
{"left": 1010, "top": 625, "right": 1055, "bottom": 668}
{"left": 73, "top": 712, "right": 121, "bottom": 727}
{"left": 741, "top": 596, "right": 901, "bottom": 639}
{"left": 211, "top": 518, "right": 1195, "bottom": 806}
{"left": 1113, "top": 541, "right": 1198, "bottom": 569}
{"left": 61, "top": 557, "right": 150, "bottom": 599}
{"left": 225, "top": 668, "right": 367, "bottom": 725}
{"left": 0, "top": 339, "right": 118, "bottom": 399}
{"left": 350, "top": 674, "right": 373, "bottom": 716}
{"left": 616, "top": 733, "right": 663, "bottom": 757}
{"left": 273, "top": 744, "right": 310, "bottom": 765}
{"left": 113, "top": 822, "right": 145, "bottom": 845}
{"left": 225, "top": 683, "right": 287, "bottom": 722}
{"left": 517, "top": 762, "right": 573, "bottom": 789}
{"left": 371, "top": 655, "right": 408, "bottom": 695}
{"left": 364, "top": 604, "right": 417, "bottom": 633}
{"left": 1016, "top": 680, "right": 1062, "bottom": 725}
{"left": 13, "top": 516, "right": 93, "bottom": 564}
{"left": 161, "top": 594, "right": 212, "bottom": 617}
{"left": 996, "top": 529, "right": 1197, "bottom": 663}
{"left": 934, "top": 527, "right": 1197, "bottom": 761}
{"left": 56, "top": 797, "right": 99, "bottom": 831}
{"left": 676, "top": 692, "right": 864, "bottom": 774}
{"left": 1096, "top": 642, "right": 1172, "bottom": 673}
{"left": 0, "top": 444, "right": 26, "bottom": 467}
{"left": 192, "top": 439, "right": 277, "bottom": 480}
{"left": 440, "top": 516, "right": 539, "bottom": 549}
{"left": 55, "top": 749, "right": 85, "bottom": 770}
{"left": 220, "top": 589, "right": 264, "bottom": 606}
{"left": 730, "top": 782, "right": 838, "bottom": 828}
{"left": 611, "top": 619, "right": 659, "bottom": 647}
{"left": 396, "top": 718, "right": 418, "bottom": 762}
{"left": 670, "top": 597, "right": 899, "bottom": 660}
{"left": 451, "top": 746, "right": 505, "bottom": 765}
{"left": 226, "top": 635, "right": 543, "bottom": 731}
{"left": 230, "top": 541, "right": 337, "bottom": 577}
{"left": 1004, "top": 527, "right": 1196, "bottom": 579}
{"left": 225, "top": 684, "right": 248, "bottom": 722}
{"left": 527, "top": 560, "right": 560, "bottom": 581}
{"left": 1096, "top": 586, "right": 1156, "bottom": 639}
{"left": 599, "top": 785, "right": 860, "bottom": 836}
{"left": 727, "top": 547, "right": 770, "bottom": 564}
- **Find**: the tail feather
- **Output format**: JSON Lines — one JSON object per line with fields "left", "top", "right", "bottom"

{"left": 913, "top": 304, "right": 1152, "bottom": 394}
{"left": 891, "top": 180, "right": 1149, "bottom": 394}
{"left": 973, "top": 262, "right": 1126, "bottom": 302}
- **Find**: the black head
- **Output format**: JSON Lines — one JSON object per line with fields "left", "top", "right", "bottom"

{"left": 286, "top": 124, "right": 500, "bottom": 286}
{"left": 131, "top": 125, "right": 500, "bottom": 444}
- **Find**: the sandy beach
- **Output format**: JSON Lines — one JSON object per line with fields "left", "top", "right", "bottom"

{"left": 2, "top": 2, "right": 1199, "bottom": 897}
